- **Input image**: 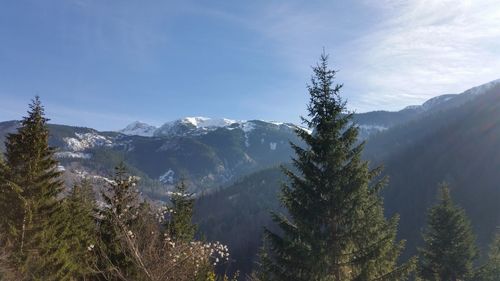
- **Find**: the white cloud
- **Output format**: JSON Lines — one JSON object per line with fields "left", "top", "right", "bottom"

{"left": 352, "top": 0, "right": 500, "bottom": 110}
{"left": 228, "top": 0, "right": 500, "bottom": 112}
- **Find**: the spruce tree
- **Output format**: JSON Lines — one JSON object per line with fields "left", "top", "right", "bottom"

{"left": 165, "top": 180, "right": 197, "bottom": 242}
{"left": 0, "top": 155, "right": 14, "bottom": 238}
{"left": 98, "top": 163, "right": 141, "bottom": 280}
{"left": 418, "top": 184, "right": 478, "bottom": 281}
{"left": 60, "top": 179, "right": 99, "bottom": 280}
{"left": 472, "top": 231, "right": 499, "bottom": 281}
{"left": 259, "top": 54, "right": 415, "bottom": 281}
{"left": 1, "top": 97, "right": 70, "bottom": 279}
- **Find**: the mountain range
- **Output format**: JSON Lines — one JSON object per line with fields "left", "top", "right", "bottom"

{"left": 1, "top": 78, "right": 499, "bottom": 275}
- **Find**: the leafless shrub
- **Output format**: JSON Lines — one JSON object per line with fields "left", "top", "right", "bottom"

{"left": 92, "top": 205, "right": 232, "bottom": 281}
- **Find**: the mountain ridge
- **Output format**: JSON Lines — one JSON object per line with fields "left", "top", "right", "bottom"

{"left": 116, "top": 78, "right": 500, "bottom": 140}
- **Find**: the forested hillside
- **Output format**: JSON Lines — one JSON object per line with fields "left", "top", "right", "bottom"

{"left": 194, "top": 80, "right": 500, "bottom": 276}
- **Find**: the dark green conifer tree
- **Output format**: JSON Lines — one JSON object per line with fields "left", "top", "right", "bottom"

{"left": 259, "top": 54, "right": 415, "bottom": 281}
{"left": 97, "top": 163, "right": 141, "bottom": 280}
{"left": 1, "top": 97, "right": 70, "bottom": 279}
{"left": 0, "top": 155, "right": 14, "bottom": 238}
{"left": 165, "top": 180, "right": 196, "bottom": 242}
{"left": 60, "top": 179, "right": 99, "bottom": 280}
{"left": 418, "top": 184, "right": 478, "bottom": 281}
{"left": 471, "top": 231, "right": 499, "bottom": 281}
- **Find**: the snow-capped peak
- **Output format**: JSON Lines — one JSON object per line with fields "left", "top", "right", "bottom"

{"left": 154, "top": 117, "right": 240, "bottom": 137}
{"left": 180, "top": 117, "right": 238, "bottom": 128}
{"left": 120, "top": 121, "right": 157, "bottom": 137}
{"left": 118, "top": 117, "right": 306, "bottom": 138}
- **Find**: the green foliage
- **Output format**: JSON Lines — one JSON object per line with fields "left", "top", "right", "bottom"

{"left": 97, "top": 163, "right": 142, "bottom": 280}
{"left": 418, "top": 184, "right": 478, "bottom": 281}
{"left": 0, "top": 97, "right": 77, "bottom": 280}
{"left": 259, "top": 54, "right": 415, "bottom": 281}
{"left": 59, "top": 179, "right": 99, "bottom": 280}
{"left": 0, "top": 155, "right": 14, "bottom": 238}
{"left": 472, "top": 231, "right": 500, "bottom": 281}
{"left": 165, "top": 181, "right": 197, "bottom": 242}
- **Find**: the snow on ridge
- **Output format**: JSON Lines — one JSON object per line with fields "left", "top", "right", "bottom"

{"left": 120, "top": 121, "right": 157, "bottom": 137}
{"left": 267, "top": 121, "right": 284, "bottom": 126}
{"left": 73, "top": 170, "right": 116, "bottom": 185}
{"left": 241, "top": 121, "right": 255, "bottom": 133}
{"left": 417, "top": 79, "right": 500, "bottom": 112}
{"left": 465, "top": 78, "right": 500, "bottom": 96}
{"left": 181, "top": 117, "right": 237, "bottom": 128}
{"left": 63, "top": 132, "right": 113, "bottom": 152}
{"left": 126, "top": 117, "right": 307, "bottom": 138}
{"left": 55, "top": 151, "right": 92, "bottom": 159}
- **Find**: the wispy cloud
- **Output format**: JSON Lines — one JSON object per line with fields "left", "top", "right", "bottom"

{"left": 354, "top": 0, "right": 500, "bottom": 110}
{"left": 223, "top": 0, "right": 500, "bottom": 112}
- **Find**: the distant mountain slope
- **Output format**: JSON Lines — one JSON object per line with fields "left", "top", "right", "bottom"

{"left": 192, "top": 79, "right": 500, "bottom": 275}
{"left": 354, "top": 79, "right": 500, "bottom": 140}
{"left": 0, "top": 119, "right": 304, "bottom": 195}
{"left": 194, "top": 166, "right": 286, "bottom": 275}
{"left": 378, "top": 80, "right": 500, "bottom": 257}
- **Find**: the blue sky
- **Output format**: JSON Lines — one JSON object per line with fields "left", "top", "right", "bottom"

{"left": 1, "top": 0, "right": 499, "bottom": 130}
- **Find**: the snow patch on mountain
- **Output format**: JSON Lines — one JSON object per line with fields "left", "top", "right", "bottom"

{"left": 400, "top": 79, "right": 500, "bottom": 113}
{"left": 268, "top": 121, "right": 309, "bottom": 133}
{"left": 120, "top": 121, "right": 157, "bottom": 137}
{"left": 64, "top": 132, "right": 113, "bottom": 151}
{"left": 73, "top": 169, "right": 116, "bottom": 185}
{"left": 465, "top": 78, "right": 500, "bottom": 96}
{"left": 269, "top": 142, "right": 277, "bottom": 150}
{"left": 241, "top": 122, "right": 255, "bottom": 147}
{"left": 55, "top": 151, "right": 92, "bottom": 159}
{"left": 155, "top": 117, "right": 239, "bottom": 137}
{"left": 118, "top": 117, "right": 309, "bottom": 140}
{"left": 159, "top": 169, "right": 175, "bottom": 184}
{"left": 241, "top": 121, "right": 255, "bottom": 133}
{"left": 183, "top": 117, "right": 237, "bottom": 128}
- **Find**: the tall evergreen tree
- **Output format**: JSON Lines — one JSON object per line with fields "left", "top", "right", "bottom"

{"left": 60, "top": 179, "right": 99, "bottom": 280}
{"left": 259, "top": 54, "right": 415, "bottom": 281}
{"left": 165, "top": 180, "right": 196, "bottom": 242}
{"left": 1, "top": 97, "right": 70, "bottom": 279}
{"left": 98, "top": 163, "right": 142, "bottom": 280}
{"left": 471, "top": 230, "right": 499, "bottom": 281}
{"left": 0, "top": 155, "right": 13, "bottom": 238}
{"left": 418, "top": 184, "right": 478, "bottom": 281}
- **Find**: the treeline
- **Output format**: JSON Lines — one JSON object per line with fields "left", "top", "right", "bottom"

{"left": 1, "top": 54, "right": 499, "bottom": 281}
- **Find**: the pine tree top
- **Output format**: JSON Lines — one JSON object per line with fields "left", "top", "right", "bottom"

{"left": 419, "top": 183, "right": 478, "bottom": 280}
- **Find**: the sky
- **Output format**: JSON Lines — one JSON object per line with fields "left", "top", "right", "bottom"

{"left": 1, "top": 0, "right": 499, "bottom": 130}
